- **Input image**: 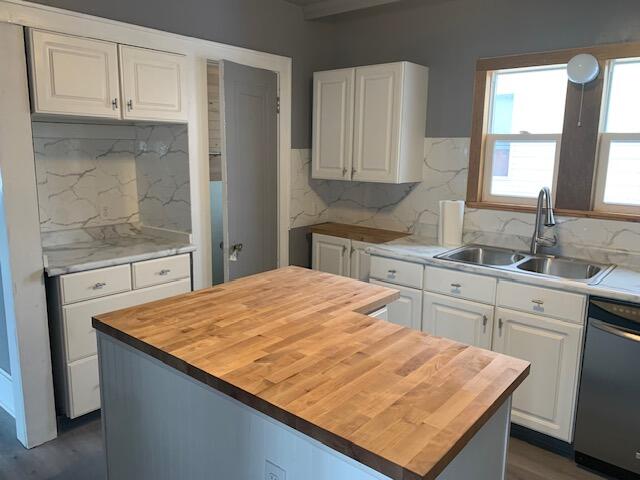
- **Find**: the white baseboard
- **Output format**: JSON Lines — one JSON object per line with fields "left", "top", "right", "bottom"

{"left": 0, "top": 368, "right": 14, "bottom": 417}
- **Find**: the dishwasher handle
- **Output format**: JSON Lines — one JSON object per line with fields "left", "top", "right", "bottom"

{"left": 591, "top": 319, "right": 640, "bottom": 343}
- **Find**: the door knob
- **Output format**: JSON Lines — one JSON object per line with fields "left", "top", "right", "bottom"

{"left": 230, "top": 243, "right": 243, "bottom": 262}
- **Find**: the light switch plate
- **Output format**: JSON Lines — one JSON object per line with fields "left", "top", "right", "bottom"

{"left": 265, "top": 460, "right": 286, "bottom": 480}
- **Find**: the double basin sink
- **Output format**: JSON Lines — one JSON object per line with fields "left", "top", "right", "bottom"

{"left": 436, "top": 245, "right": 614, "bottom": 284}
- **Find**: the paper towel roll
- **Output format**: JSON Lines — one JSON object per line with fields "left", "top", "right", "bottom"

{"left": 438, "top": 200, "right": 465, "bottom": 247}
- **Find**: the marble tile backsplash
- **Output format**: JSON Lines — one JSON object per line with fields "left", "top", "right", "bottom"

{"left": 33, "top": 122, "right": 191, "bottom": 236}
{"left": 290, "top": 137, "right": 640, "bottom": 266}
{"left": 135, "top": 125, "right": 191, "bottom": 232}
{"left": 34, "top": 124, "right": 140, "bottom": 232}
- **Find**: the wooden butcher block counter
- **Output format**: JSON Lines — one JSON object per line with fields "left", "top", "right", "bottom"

{"left": 93, "top": 267, "right": 529, "bottom": 480}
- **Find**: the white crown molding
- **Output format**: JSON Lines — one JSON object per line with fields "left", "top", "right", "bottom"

{"left": 302, "top": 0, "right": 402, "bottom": 19}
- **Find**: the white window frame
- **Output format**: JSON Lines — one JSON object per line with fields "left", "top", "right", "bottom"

{"left": 593, "top": 57, "right": 640, "bottom": 215}
{"left": 482, "top": 134, "right": 561, "bottom": 205}
{"left": 593, "top": 132, "right": 640, "bottom": 214}
{"left": 480, "top": 67, "right": 564, "bottom": 205}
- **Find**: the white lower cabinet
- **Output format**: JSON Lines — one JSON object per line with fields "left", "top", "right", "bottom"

{"left": 312, "top": 233, "right": 373, "bottom": 281}
{"left": 370, "top": 279, "right": 421, "bottom": 330}
{"left": 422, "top": 291, "right": 494, "bottom": 349}
{"left": 368, "top": 306, "right": 388, "bottom": 321}
{"left": 371, "top": 254, "right": 587, "bottom": 442}
{"left": 48, "top": 254, "right": 192, "bottom": 418}
{"left": 493, "top": 307, "right": 583, "bottom": 441}
{"left": 350, "top": 240, "right": 372, "bottom": 282}
{"left": 312, "top": 233, "right": 351, "bottom": 277}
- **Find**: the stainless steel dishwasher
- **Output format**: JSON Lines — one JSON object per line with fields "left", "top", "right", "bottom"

{"left": 574, "top": 297, "right": 640, "bottom": 479}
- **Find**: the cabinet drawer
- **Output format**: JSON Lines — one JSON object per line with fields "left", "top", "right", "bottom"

{"left": 368, "top": 307, "right": 388, "bottom": 321}
{"left": 60, "top": 264, "right": 131, "bottom": 305}
{"left": 132, "top": 254, "right": 191, "bottom": 289}
{"left": 370, "top": 256, "right": 423, "bottom": 289}
{"left": 63, "top": 278, "right": 191, "bottom": 362}
{"left": 67, "top": 355, "right": 100, "bottom": 419}
{"left": 497, "top": 281, "right": 586, "bottom": 323}
{"left": 424, "top": 267, "right": 496, "bottom": 304}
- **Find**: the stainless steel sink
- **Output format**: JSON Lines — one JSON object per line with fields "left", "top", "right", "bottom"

{"left": 438, "top": 245, "right": 526, "bottom": 266}
{"left": 515, "top": 256, "right": 606, "bottom": 281}
{"left": 435, "top": 244, "right": 614, "bottom": 285}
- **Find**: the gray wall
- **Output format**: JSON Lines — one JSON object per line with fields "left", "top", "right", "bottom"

{"left": 29, "top": 0, "right": 336, "bottom": 149}
{"left": 329, "top": 0, "right": 640, "bottom": 137}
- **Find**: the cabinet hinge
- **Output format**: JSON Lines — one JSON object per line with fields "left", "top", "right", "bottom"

{"left": 276, "top": 96, "right": 280, "bottom": 114}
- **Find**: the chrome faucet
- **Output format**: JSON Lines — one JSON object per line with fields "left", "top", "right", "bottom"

{"left": 530, "top": 187, "right": 557, "bottom": 255}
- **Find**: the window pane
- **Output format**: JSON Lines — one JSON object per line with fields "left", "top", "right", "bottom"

{"left": 490, "top": 66, "right": 568, "bottom": 134}
{"left": 489, "top": 141, "right": 556, "bottom": 198}
{"left": 603, "top": 142, "right": 640, "bottom": 206}
{"left": 606, "top": 59, "right": 640, "bottom": 133}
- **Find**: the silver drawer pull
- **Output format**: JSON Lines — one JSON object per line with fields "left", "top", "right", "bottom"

{"left": 482, "top": 314, "right": 488, "bottom": 327}
{"left": 531, "top": 299, "right": 545, "bottom": 305}
{"left": 158, "top": 269, "right": 171, "bottom": 276}
{"left": 451, "top": 283, "right": 462, "bottom": 288}
{"left": 387, "top": 269, "right": 397, "bottom": 275}
{"left": 92, "top": 282, "right": 106, "bottom": 290}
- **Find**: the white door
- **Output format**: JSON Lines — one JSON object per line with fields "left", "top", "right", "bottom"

{"left": 370, "top": 280, "right": 421, "bottom": 330}
{"left": 493, "top": 307, "right": 583, "bottom": 441}
{"left": 422, "top": 292, "right": 494, "bottom": 349}
{"left": 350, "top": 240, "right": 372, "bottom": 282}
{"left": 312, "top": 234, "right": 350, "bottom": 277}
{"left": 119, "top": 45, "right": 187, "bottom": 122}
{"left": 28, "top": 30, "right": 120, "bottom": 118}
{"left": 312, "top": 68, "right": 354, "bottom": 180}
{"left": 352, "top": 63, "right": 402, "bottom": 183}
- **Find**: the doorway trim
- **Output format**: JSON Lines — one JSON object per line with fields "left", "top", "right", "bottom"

{"left": 0, "top": 0, "right": 291, "bottom": 447}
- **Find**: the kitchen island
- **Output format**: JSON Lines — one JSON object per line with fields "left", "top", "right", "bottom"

{"left": 93, "top": 267, "right": 529, "bottom": 480}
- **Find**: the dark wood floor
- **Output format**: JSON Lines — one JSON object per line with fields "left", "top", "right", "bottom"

{"left": 0, "top": 407, "right": 607, "bottom": 480}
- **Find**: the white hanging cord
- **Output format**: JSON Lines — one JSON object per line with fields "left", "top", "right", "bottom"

{"left": 577, "top": 83, "right": 585, "bottom": 128}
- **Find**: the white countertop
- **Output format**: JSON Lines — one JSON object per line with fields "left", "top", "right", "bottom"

{"left": 367, "top": 236, "right": 640, "bottom": 304}
{"left": 43, "top": 224, "right": 195, "bottom": 276}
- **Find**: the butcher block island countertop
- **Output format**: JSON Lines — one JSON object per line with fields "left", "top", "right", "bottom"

{"left": 93, "top": 267, "right": 529, "bottom": 480}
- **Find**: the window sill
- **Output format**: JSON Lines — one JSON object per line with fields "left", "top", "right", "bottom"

{"left": 465, "top": 201, "right": 640, "bottom": 223}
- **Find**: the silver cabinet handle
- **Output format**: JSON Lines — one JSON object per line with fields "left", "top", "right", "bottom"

{"left": 158, "top": 269, "right": 171, "bottom": 276}
{"left": 127, "top": 99, "right": 133, "bottom": 111}
{"left": 482, "top": 314, "right": 488, "bottom": 327}
{"left": 350, "top": 247, "right": 355, "bottom": 256}
{"left": 112, "top": 98, "right": 118, "bottom": 110}
{"left": 531, "top": 299, "right": 545, "bottom": 305}
{"left": 342, "top": 245, "right": 347, "bottom": 255}
{"left": 92, "top": 282, "right": 106, "bottom": 290}
{"left": 351, "top": 167, "right": 357, "bottom": 176}
{"left": 498, "top": 318, "right": 504, "bottom": 330}
{"left": 342, "top": 167, "right": 347, "bottom": 177}
{"left": 451, "top": 283, "right": 462, "bottom": 288}
{"left": 387, "top": 269, "right": 397, "bottom": 275}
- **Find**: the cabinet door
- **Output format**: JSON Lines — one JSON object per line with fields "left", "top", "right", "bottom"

{"left": 28, "top": 30, "right": 120, "bottom": 118}
{"left": 493, "top": 307, "right": 583, "bottom": 441}
{"left": 119, "top": 45, "right": 188, "bottom": 122}
{"left": 352, "top": 63, "right": 403, "bottom": 183}
{"left": 312, "top": 233, "right": 350, "bottom": 277}
{"left": 370, "top": 280, "right": 421, "bottom": 330}
{"left": 350, "top": 240, "right": 372, "bottom": 282}
{"left": 312, "top": 68, "right": 354, "bottom": 180}
{"left": 422, "top": 292, "right": 494, "bottom": 349}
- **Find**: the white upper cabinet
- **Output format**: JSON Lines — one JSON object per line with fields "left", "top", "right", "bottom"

{"left": 28, "top": 29, "right": 121, "bottom": 119}
{"left": 312, "top": 61, "right": 428, "bottom": 184}
{"left": 312, "top": 68, "right": 354, "bottom": 180}
{"left": 27, "top": 29, "right": 187, "bottom": 122}
{"left": 119, "top": 45, "right": 188, "bottom": 122}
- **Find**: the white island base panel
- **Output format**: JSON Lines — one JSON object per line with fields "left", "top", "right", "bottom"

{"left": 98, "top": 333, "right": 512, "bottom": 480}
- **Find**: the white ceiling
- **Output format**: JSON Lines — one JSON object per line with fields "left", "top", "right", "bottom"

{"left": 285, "top": 0, "right": 403, "bottom": 19}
